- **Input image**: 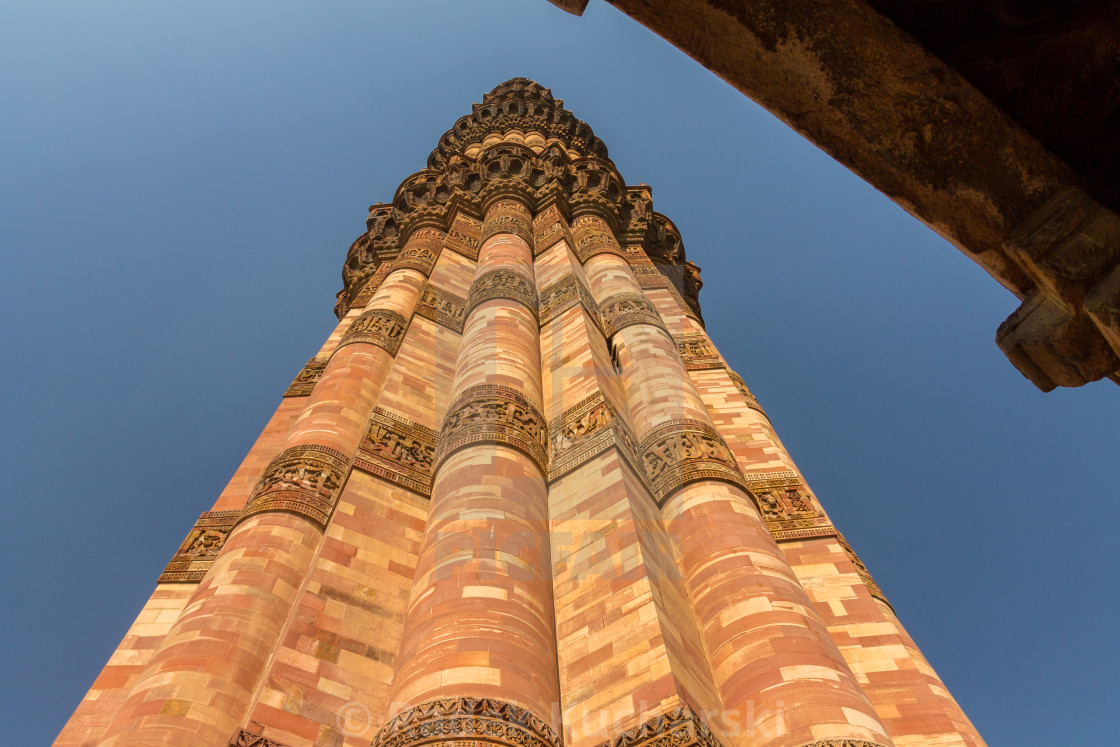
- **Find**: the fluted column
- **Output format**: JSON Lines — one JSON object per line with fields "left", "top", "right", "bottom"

{"left": 383, "top": 197, "right": 562, "bottom": 747}
{"left": 100, "top": 233, "right": 433, "bottom": 746}
{"left": 575, "top": 212, "right": 892, "bottom": 747}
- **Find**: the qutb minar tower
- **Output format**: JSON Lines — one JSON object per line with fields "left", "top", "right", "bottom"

{"left": 59, "top": 79, "right": 985, "bottom": 747}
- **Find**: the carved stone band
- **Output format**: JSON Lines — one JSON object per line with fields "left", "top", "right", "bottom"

{"left": 228, "top": 728, "right": 290, "bottom": 747}
{"left": 355, "top": 407, "right": 439, "bottom": 497}
{"left": 466, "top": 268, "right": 540, "bottom": 319}
{"left": 572, "top": 222, "right": 626, "bottom": 264}
{"left": 640, "top": 419, "right": 747, "bottom": 506}
{"left": 159, "top": 510, "right": 239, "bottom": 583}
{"left": 337, "top": 309, "right": 410, "bottom": 355}
{"left": 415, "top": 283, "right": 467, "bottom": 333}
{"left": 390, "top": 229, "right": 442, "bottom": 277}
{"left": 674, "top": 333, "right": 723, "bottom": 371}
{"left": 727, "top": 370, "right": 766, "bottom": 417}
{"left": 372, "top": 697, "right": 562, "bottom": 747}
{"left": 445, "top": 214, "right": 483, "bottom": 261}
{"left": 548, "top": 392, "right": 642, "bottom": 481}
{"left": 593, "top": 706, "right": 724, "bottom": 747}
{"left": 481, "top": 199, "right": 534, "bottom": 244}
{"left": 283, "top": 358, "right": 327, "bottom": 398}
{"left": 836, "top": 532, "right": 892, "bottom": 609}
{"left": 744, "top": 471, "right": 836, "bottom": 541}
{"left": 533, "top": 205, "right": 572, "bottom": 256}
{"left": 794, "top": 741, "right": 891, "bottom": 747}
{"left": 240, "top": 445, "right": 350, "bottom": 528}
{"left": 539, "top": 273, "right": 599, "bottom": 326}
{"left": 435, "top": 384, "right": 549, "bottom": 475}
{"left": 598, "top": 292, "right": 666, "bottom": 338}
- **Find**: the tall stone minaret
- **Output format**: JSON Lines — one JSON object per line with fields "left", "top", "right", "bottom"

{"left": 58, "top": 79, "right": 985, "bottom": 747}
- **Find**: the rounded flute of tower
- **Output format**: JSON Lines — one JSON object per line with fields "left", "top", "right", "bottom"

{"left": 98, "top": 239, "right": 430, "bottom": 747}
{"left": 576, "top": 213, "right": 893, "bottom": 747}
{"left": 380, "top": 196, "right": 562, "bottom": 747}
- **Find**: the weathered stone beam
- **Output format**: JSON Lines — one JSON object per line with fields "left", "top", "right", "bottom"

{"left": 549, "top": 0, "right": 1120, "bottom": 389}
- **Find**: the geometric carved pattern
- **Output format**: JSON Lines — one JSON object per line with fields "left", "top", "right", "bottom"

{"left": 415, "top": 283, "right": 467, "bottom": 333}
{"left": 337, "top": 309, "right": 410, "bottom": 355}
{"left": 836, "top": 532, "right": 891, "bottom": 608}
{"left": 240, "top": 445, "right": 350, "bottom": 528}
{"left": 797, "top": 741, "right": 890, "bottom": 747}
{"left": 435, "top": 384, "right": 548, "bottom": 475}
{"left": 548, "top": 392, "right": 642, "bottom": 481}
{"left": 639, "top": 419, "right": 747, "bottom": 506}
{"left": 158, "top": 510, "right": 239, "bottom": 583}
{"left": 533, "top": 204, "right": 572, "bottom": 256}
{"left": 282, "top": 358, "right": 327, "bottom": 398}
{"left": 674, "top": 333, "right": 723, "bottom": 370}
{"left": 466, "top": 268, "right": 539, "bottom": 319}
{"left": 593, "top": 706, "right": 725, "bottom": 747}
{"left": 481, "top": 199, "right": 534, "bottom": 245}
{"left": 743, "top": 471, "right": 836, "bottom": 541}
{"left": 227, "top": 728, "right": 291, "bottom": 747}
{"left": 539, "top": 273, "right": 599, "bottom": 326}
{"left": 598, "top": 291, "right": 665, "bottom": 337}
{"left": 371, "top": 697, "right": 562, "bottom": 747}
{"left": 355, "top": 407, "right": 439, "bottom": 497}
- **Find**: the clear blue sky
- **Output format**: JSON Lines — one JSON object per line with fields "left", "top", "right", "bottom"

{"left": 1, "top": 2, "right": 1116, "bottom": 744}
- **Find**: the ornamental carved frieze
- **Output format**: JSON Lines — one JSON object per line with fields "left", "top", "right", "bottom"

{"left": 283, "top": 357, "right": 327, "bottom": 398}
{"left": 639, "top": 419, "right": 747, "bottom": 505}
{"left": 444, "top": 214, "right": 482, "bottom": 261}
{"left": 727, "top": 370, "right": 766, "bottom": 416}
{"left": 548, "top": 392, "right": 643, "bottom": 481}
{"left": 241, "top": 445, "right": 350, "bottom": 528}
{"left": 594, "top": 706, "right": 724, "bottom": 747}
{"left": 355, "top": 408, "right": 438, "bottom": 497}
{"left": 337, "top": 309, "right": 410, "bottom": 355}
{"left": 744, "top": 471, "right": 836, "bottom": 541}
{"left": 372, "top": 697, "right": 562, "bottom": 747}
{"left": 538, "top": 273, "right": 599, "bottom": 326}
{"left": 435, "top": 384, "right": 548, "bottom": 475}
{"left": 466, "top": 268, "right": 539, "bottom": 319}
{"left": 674, "top": 333, "right": 723, "bottom": 371}
{"left": 533, "top": 204, "right": 573, "bottom": 255}
{"left": 481, "top": 197, "right": 534, "bottom": 244}
{"left": 630, "top": 260, "right": 668, "bottom": 290}
{"left": 798, "top": 741, "right": 890, "bottom": 747}
{"left": 598, "top": 292, "right": 666, "bottom": 338}
{"left": 340, "top": 261, "right": 394, "bottom": 317}
{"left": 415, "top": 284, "right": 467, "bottom": 333}
{"left": 228, "top": 729, "right": 290, "bottom": 747}
{"left": 571, "top": 215, "right": 626, "bottom": 264}
{"left": 836, "top": 532, "right": 891, "bottom": 608}
{"left": 158, "top": 510, "right": 239, "bottom": 583}
{"left": 391, "top": 229, "right": 443, "bottom": 276}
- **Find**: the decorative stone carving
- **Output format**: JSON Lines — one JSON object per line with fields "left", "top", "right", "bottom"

{"left": 639, "top": 419, "right": 747, "bottom": 505}
{"left": 391, "top": 229, "right": 442, "bottom": 276}
{"left": 594, "top": 706, "right": 724, "bottom": 747}
{"left": 797, "top": 741, "right": 890, "bottom": 747}
{"left": 345, "top": 262, "right": 394, "bottom": 314}
{"left": 158, "top": 510, "right": 239, "bottom": 583}
{"left": 836, "top": 532, "right": 891, "bottom": 608}
{"left": 481, "top": 197, "right": 534, "bottom": 243}
{"left": 415, "top": 284, "right": 466, "bottom": 333}
{"left": 241, "top": 445, "right": 350, "bottom": 528}
{"left": 548, "top": 392, "right": 642, "bottom": 481}
{"left": 598, "top": 292, "right": 666, "bottom": 337}
{"left": 228, "top": 729, "right": 290, "bottom": 747}
{"left": 444, "top": 214, "right": 482, "bottom": 261}
{"left": 571, "top": 215, "right": 625, "bottom": 263}
{"left": 744, "top": 471, "right": 836, "bottom": 541}
{"left": 674, "top": 333, "right": 723, "bottom": 370}
{"left": 283, "top": 358, "right": 327, "bottom": 398}
{"left": 372, "top": 697, "right": 562, "bottom": 747}
{"left": 727, "top": 370, "right": 766, "bottom": 416}
{"left": 436, "top": 384, "right": 548, "bottom": 474}
{"left": 466, "top": 268, "right": 539, "bottom": 319}
{"left": 337, "top": 309, "right": 410, "bottom": 355}
{"left": 533, "top": 204, "right": 572, "bottom": 255}
{"left": 355, "top": 408, "right": 439, "bottom": 497}
{"left": 630, "top": 260, "right": 667, "bottom": 290}
{"left": 538, "top": 273, "right": 599, "bottom": 326}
